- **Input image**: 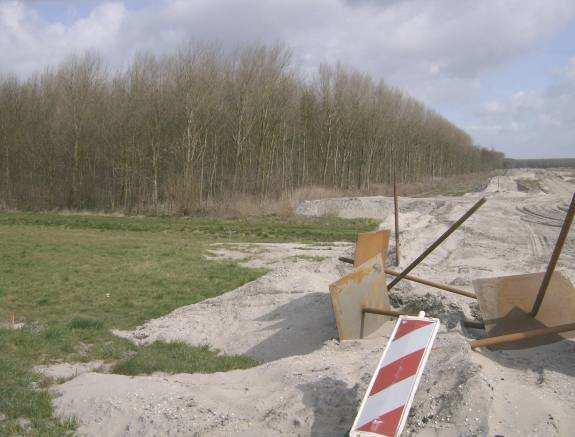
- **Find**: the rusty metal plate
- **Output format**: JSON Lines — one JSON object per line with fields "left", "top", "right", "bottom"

{"left": 354, "top": 230, "right": 390, "bottom": 268}
{"left": 330, "top": 256, "right": 391, "bottom": 340}
{"left": 473, "top": 271, "right": 575, "bottom": 348}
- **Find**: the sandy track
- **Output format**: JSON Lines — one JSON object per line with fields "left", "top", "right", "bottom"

{"left": 51, "top": 169, "right": 575, "bottom": 436}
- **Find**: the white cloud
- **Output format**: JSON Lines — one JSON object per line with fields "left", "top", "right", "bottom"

{"left": 1, "top": 1, "right": 126, "bottom": 76}
{"left": 1, "top": 0, "right": 574, "bottom": 156}
{"left": 467, "top": 62, "right": 575, "bottom": 157}
{"left": 565, "top": 56, "right": 575, "bottom": 79}
{"left": 2, "top": 0, "right": 574, "bottom": 79}
{"left": 484, "top": 101, "right": 506, "bottom": 114}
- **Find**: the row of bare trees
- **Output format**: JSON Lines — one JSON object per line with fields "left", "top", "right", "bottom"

{"left": 0, "top": 43, "right": 504, "bottom": 213}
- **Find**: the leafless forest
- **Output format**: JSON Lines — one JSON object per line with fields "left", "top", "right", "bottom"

{"left": 0, "top": 44, "right": 504, "bottom": 213}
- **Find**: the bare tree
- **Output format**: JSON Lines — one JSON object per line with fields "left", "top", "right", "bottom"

{"left": 0, "top": 43, "right": 505, "bottom": 213}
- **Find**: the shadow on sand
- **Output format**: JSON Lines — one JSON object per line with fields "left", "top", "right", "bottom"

{"left": 244, "top": 292, "right": 338, "bottom": 362}
{"left": 298, "top": 376, "right": 361, "bottom": 436}
{"left": 470, "top": 307, "right": 575, "bottom": 377}
{"left": 477, "top": 339, "right": 575, "bottom": 378}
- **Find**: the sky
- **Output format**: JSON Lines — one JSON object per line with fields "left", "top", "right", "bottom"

{"left": 1, "top": 0, "right": 574, "bottom": 158}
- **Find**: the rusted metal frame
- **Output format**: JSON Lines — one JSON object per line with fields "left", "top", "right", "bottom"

{"left": 530, "top": 192, "right": 575, "bottom": 317}
{"left": 394, "top": 172, "right": 400, "bottom": 266}
{"left": 387, "top": 197, "right": 487, "bottom": 289}
{"left": 338, "top": 256, "right": 477, "bottom": 299}
{"left": 470, "top": 321, "right": 575, "bottom": 349}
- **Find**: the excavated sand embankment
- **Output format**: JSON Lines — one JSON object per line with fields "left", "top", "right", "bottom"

{"left": 51, "top": 169, "right": 575, "bottom": 436}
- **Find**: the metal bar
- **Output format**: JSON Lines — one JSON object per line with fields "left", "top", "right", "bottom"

{"left": 338, "top": 256, "right": 355, "bottom": 265}
{"left": 394, "top": 172, "right": 400, "bottom": 266}
{"left": 338, "top": 256, "right": 477, "bottom": 299}
{"left": 530, "top": 192, "right": 575, "bottom": 317}
{"left": 384, "top": 267, "right": 477, "bottom": 299}
{"left": 362, "top": 306, "right": 405, "bottom": 318}
{"left": 462, "top": 319, "right": 484, "bottom": 329}
{"left": 339, "top": 256, "right": 354, "bottom": 264}
{"left": 470, "top": 321, "right": 575, "bottom": 349}
{"left": 360, "top": 306, "right": 410, "bottom": 338}
{"left": 360, "top": 306, "right": 416, "bottom": 338}
{"left": 388, "top": 197, "right": 487, "bottom": 290}
{"left": 359, "top": 307, "right": 407, "bottom": 338}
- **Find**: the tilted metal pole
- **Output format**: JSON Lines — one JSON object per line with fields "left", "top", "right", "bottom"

{"left": 394, "top": 172, "right": 400, "bottom": 266}
{"left": 462, "top": 319, "right": 484, "bottom": 329}
{"left": 362, "top": 306, "right": 405, "bottom": 318}
{"left": 384, "top": 267, "right": 477, "bottom": 299}
{"left": 339, "top": 256, "right": 355, "bottom": 264}
{"left": 531, "top": 192, "right": 575, "bottom": 317}
{"left": 338, "top": 257, "right": 477, "bottom": 298}
{"left": 470, "top": 321, "right": 575, "bottom": 349}
{"left": 387, "top": 197, "right": 487, "bottom": 289}
{"left": 360, "top": 306, "right": 407, "bottom": 339}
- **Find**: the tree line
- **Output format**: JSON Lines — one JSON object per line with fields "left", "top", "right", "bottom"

{"left": 0, "top": 43, "right": 504, "bottom": 213}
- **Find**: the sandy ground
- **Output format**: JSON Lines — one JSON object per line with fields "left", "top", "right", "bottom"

{"left": 49, "top": 168, "right": 575, "bottom": 436}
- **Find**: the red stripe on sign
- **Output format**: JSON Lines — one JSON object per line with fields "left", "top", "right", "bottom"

{"left": 393, "top": 319, "right": 432, "bottom": 340}
{"left": 357, "top": 405, "right": 404, "bottom": 436}
{"left": 369, "top": 348, "right": 425, "bottom": 396}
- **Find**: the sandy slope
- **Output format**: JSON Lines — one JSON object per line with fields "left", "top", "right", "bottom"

{"left": 51, "top": 168, "right": 575, "bottom": 436}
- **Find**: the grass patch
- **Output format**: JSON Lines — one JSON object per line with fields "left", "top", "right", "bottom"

{"left": 68, "top": 318, "right": 104, "bottom": 330}
{"left": 0, "top": 328, "right": 77, "bottom": 436}
{"left": 0, "top": 212, "right": 376, "bottom": 243}
{"left": 0, "top": 227, "right": 267, "bottom": 330}
{"left": 112, "top": 342, "right": 258, "bottom": 376}
{"left": 0, "top": 211, "right": 375, "bottom": 433}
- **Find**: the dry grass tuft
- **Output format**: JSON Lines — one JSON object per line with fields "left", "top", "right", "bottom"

{"left": 167, "top": 171, "right": 497, "bottom": 218}
{"left": 0, "top": 172, "right": 497, "bottom": 219}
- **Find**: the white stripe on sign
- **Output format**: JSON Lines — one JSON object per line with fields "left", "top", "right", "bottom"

{"left": 350, "top": 315, "right": 440, "bottom": 437}
{"left": 355, "top": 375, "right": 416, "bottom": 429}
{"left": 379, "top": 323, "right": 437, "bottom": 369}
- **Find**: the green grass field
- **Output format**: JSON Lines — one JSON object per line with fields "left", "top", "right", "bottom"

{"left": 0, "top": 212, "right": 376, "bottom": 435}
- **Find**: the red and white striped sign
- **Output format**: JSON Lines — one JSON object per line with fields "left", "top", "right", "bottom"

{"left": 350, "top": 313, "right": 440, "bottom": 437}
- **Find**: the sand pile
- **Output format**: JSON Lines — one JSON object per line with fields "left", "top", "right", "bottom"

{"left": 50, "top": 169, "right": 575, "bottom": 436}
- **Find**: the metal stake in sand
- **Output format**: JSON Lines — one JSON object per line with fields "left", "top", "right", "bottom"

{"left": 360, "top": 306, "right": 406, "bottom": 338}
{"left": 530, "top": 192, "right": 575, "bottom": 317}
{"left": 470, "top": 321, "right": 575, "bottom": 349}
{"left": 338, "top": 257, "right": 477, "bottom": 299}
{"left": 385, "top": 267, "right": 477, "bottom": 299}
{"left": 393, "top": 171, "right": 400, "bottom": 266}
{"left": 387, "top": 197, "right": 487, "bottom": 290}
